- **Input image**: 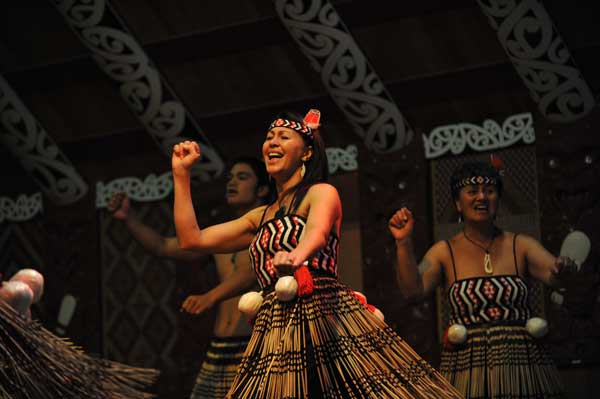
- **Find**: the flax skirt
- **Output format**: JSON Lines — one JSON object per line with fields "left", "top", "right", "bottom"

{"left": 190, "top": 336, "right": 250, "bottom": 399}
{"left": 0, "top": 300, "right": 157, "bottom": 399}
{"left": 226, "top": 276, "right": 461, "bottom": 399}
{"left": 441, "top": 324, "right": 564, "bottom": 399}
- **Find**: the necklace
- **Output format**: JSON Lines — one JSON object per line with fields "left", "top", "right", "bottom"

{"left": 463, "top": 228, "right": 497, "bottom": 274}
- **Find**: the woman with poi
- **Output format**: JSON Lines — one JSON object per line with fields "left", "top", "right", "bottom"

{"left": 172, "top": 109, "right": 461, "bottom": 398}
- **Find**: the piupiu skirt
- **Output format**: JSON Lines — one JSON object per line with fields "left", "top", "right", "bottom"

{"left": 0, "top": 299, "right": 157, "bottom": 399}
{"left": 441, "top": 323, "right": 564, "bottom": 399}
{"left": 227, "top": 276, "right": 461, "bottom": 399}
{"left": 190, "top": 335, "right": 250, "bottom": 399}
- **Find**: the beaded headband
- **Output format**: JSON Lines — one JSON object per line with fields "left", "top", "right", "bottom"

{"left": 452, "top": 175, "right": 498, "bottom": 191}
{"left": 269, "top": 109, "right": 321, "bottom": 142}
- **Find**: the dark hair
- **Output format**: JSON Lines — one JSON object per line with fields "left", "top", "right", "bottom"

{"left": 230, "top": 156, "right": 275, "bottom": 204}
{"left": 269, "top": 111, "right": 329, "bottom": 209}
{"left": 450, "top": 160, "right": 503, "bottom": 199}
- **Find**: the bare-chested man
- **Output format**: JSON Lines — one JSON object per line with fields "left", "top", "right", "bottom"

{"left": 108, "top": 157, "right": 272, "bottom": 399}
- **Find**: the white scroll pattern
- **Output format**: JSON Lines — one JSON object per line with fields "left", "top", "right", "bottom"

{"left": 96, "top": 172, "right": 173, "bottom": 208}
{"left": 477, "top": 0, "right": 595, "bottom": 123}
{"left": 0, "top": 193, "right": 43, "bottom": 223}
{"left": 0, "top": 76, "right": 88, "bottom": 205}
{"left": 54, "top": 0, "right": 225, "bottom": 181}
{"left": 95, "top": 145, "right": 357, "bottom": 208}
{"left": 275, "top": 0, "right": 413, "bottom": 153}
{"left": 423, "top": 113, "right": 535, "bottom": 159}
{"left": 326, "top": 145, "right": 358, "bottom": 174}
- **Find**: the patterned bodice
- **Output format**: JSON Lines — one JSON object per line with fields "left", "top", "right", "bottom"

{"left": 249, "top": 214, "right": 339, "bottom": 289}
{"left": 447, "top": 275, "right": 531, "bottom": 326}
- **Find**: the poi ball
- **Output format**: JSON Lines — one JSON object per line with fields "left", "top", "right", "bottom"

{"left": 238, "top": 291, "right": 263, "bottom": 317}
{"left": 526, "top": 317, "right": 549, "bottom": 338}
{"left": 550, "top": 291, "right": 564, "bottom": 305}
{"left": 560, "top": 230, "right": 591, "bottom": 271}
{"left": 10, "top": 269, "right": 44, "bottom": 303}
{"left": 371, "top": 307, "right": 385, "bottom": 323}
{"left": 0, "top": 281, "right": 34, "bottom": 315}
{"left": 447, "top": 324, "right": 468, "bottom": 344}
{"left": 275, "top": 276, "right": 298, "bottom": 302}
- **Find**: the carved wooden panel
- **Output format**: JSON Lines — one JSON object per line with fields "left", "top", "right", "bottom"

{"left": 99, "top": 197, "right": 218, "bottom": 398}
{"left": 535, "top": 110, "right": 600, "bottom": 368}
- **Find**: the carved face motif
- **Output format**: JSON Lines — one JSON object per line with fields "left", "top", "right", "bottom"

{"left": 540, "top": 127, "right": 600, "bottom": 222}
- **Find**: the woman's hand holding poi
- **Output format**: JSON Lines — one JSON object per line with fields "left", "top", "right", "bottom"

{"left": 388, "top": 207, "right": 414, "bottom": 243}
{"left": 172, "top": 141, "right": 201, "bottom": 177}
{"left": 553, "top": 256, "right": 578, "bottom": 275}
{"left": 273, "top": 250, "right": 298, "bottom": 276}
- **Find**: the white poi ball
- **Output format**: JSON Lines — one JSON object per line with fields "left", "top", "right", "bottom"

{"left": 238, "top": 291, "right": 263, "bottom": 317}
{"left": 0, "top": 281, "right": 34, "bottom": 315}
{"left": 10, "top": 269, "right": 44, "bottom": 303}
{"left": 275, "top": 276, "right": 298, "bottom": 302}
{"left": 560, "top": 230, "right": 591, "bottom": 271}
{"left": 550, "top": 291, "right": 564, "bottom": 305}
{"left": 447, "top": 324, "right": 468, "bottom": 344}
{"left": 371, "top": 307, "right": 385, "bottom": 323}
{"left": 526, "top": 317, "right": 549, "bottom": 338}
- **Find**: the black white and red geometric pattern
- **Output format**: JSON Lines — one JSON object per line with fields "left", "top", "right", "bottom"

{"left": 448, "top": 275, "right": 530, "bottom": 326}
{"left": 249, "top": 214, "right": 339, "bottom": 289}
{"left": 269, "top": 118, "right": 314, "bottom": 141}
{"left": 452, "top": 175, "right": 498, "bottom": 191}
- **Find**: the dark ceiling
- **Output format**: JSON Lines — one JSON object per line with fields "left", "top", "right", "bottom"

{"left": 1, "top": 1, "right": 599, "bottom": 197}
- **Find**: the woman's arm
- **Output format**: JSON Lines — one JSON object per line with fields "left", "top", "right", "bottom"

{"left": 521, "top": 234, "right": 576, "bottom": 287}
{"left": 286, "top": 183, "right": 341, "bottom": 267}
{"left": 390, "top": 208, "right": 443, "bottom": 301}
{"left": 172, "top": 141, "right": 259, "bottom": 254}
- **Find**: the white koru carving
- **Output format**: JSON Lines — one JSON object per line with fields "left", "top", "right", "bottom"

{"left": 477, "top": 0, "right": 595, "bottom": 123}
{"left": 423, "top": 113, "right": 535, "bottom": 159}
{"left": 95, "top": 143, "right": 355, "bottom": 208}
{"left": 54, "top": 0, "right": 224, "bottom": 181}
{"left": 0, "top": 76, "right": 88, "bottom": 205}
{"left": 0, "top": 193, "right": 43, "bottom": 223}
{"left": 276, "top": 0, "right": 413, "bottom": 153}
{"left": 96, "top": 172, "right": 173, "bottom": 208}
{"left": 326, "top": 145, "right": 358, "bottom": 174}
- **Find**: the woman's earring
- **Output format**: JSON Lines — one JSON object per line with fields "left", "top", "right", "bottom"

{"left": 458, "top": 213, "right": 463, "bottom": 223}
{"left": 300, "top": 163, "right": 306, "bottom": 178}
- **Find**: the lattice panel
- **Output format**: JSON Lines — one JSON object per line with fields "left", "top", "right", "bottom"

{"left": 99, "top": 201, "right": 178, "bottom": 369}
{"left": 357, "top": 139, "right": 440, "bottom": 363}
{"left": 430, "top": 146, "right": 545, "bottom": 339}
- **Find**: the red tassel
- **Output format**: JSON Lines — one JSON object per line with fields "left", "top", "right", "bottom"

{"left": 294, "top": 265, "right": 314, "bottom": 297}
{"left": 366, "top": 304, "right": 376, "bottom": 313}
{"left": 351, "top": 290, "right": 367, "bottom": 305}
